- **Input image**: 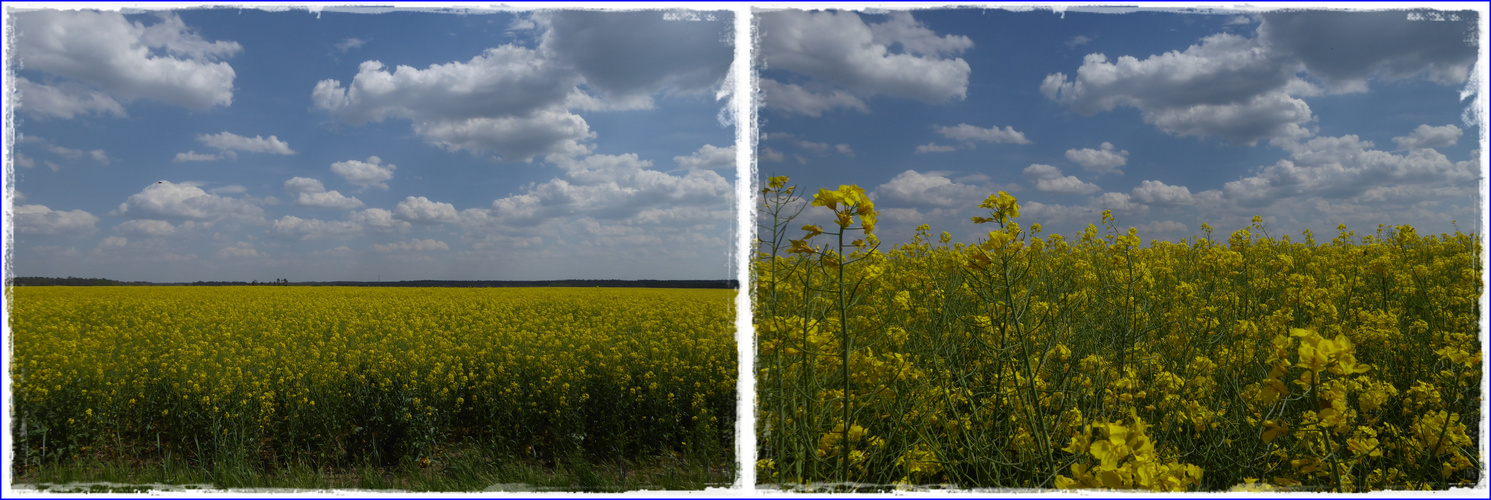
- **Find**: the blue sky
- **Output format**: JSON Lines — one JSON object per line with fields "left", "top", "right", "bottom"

{"left": 6, "top": 7, "right": 736, "bottom": 282}
{"left": 757, "top": 7, "right": 1484, "bottom": 247}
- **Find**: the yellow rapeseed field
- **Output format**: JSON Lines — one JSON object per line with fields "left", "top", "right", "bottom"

{"left": 11, "top": 287, "right": 736, "bottom": 471}
{"left": 755, "top": 176, "right": 1482, "bottom": 492}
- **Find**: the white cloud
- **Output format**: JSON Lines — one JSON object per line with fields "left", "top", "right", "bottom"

{"left": 15, "top": 154, "right": 37, "bottom": 169}
{"left": 674, "top": 144, "right": 735, "bottom": 170}
{"left": 836, "top": 144, "right": 855, "bottom": 157}
{"left": 915, "top": 143, "right": 958, "bottom": 154}
{"left": 1222, "top": 132, "right": 1479, "bottom": 208}
{"left": 482, "top": 153, "right": 732, "bottom": 227}
{"left": 1065, "top": 35, "right": 1095, "bottom": 49}
{"left": 218, "top": 241, "right": 261, "bottom": 259}
{"left": 335, "top": 37, "right": 368, "bottom": 53}
{"left": 412, "top": 111, "right": 595, "bottom": 162}
{"left": 1043, "top": 12, "right": 1475, "bottom": 145}
{"left": 935, "top": 123, "right": 1032, "bottom": 145}
{"left": 13, "top": 11, "right": 240, "bottom": 114}
{"left": 1065, "top": 142, "right": 1129, "bottom": 173}
{"left": 99, "top": 236, "right": 129, "bottom": 248}
{"left": 758, "top": 79, "right": 869, "bottom": 117}
{"left": 312, "top": 47, "right": 596, "bottom": 161}
{"left": 14, "top": 77, "right": 126, "bottom": 119}
{"left": 761, "top": 147, "right": 786, "bottom": 162}
{"left": 173, "top": 151, "right": 219, "bottom": 162}
{"left": 284, "top": 177, "right": 364, "bottom": 210}
{"left": 371, "top": 239, "right": 450, "bottom": 253}
{"left": 350, "top": 208, "right": 412, "bottom": 233}
{"left": 873, "top": 170, "right": 989, "bottom": 208}
{"left": 197, "top": 132, "right": 296, "bottom": 155}
{"left": 1392, "top": 124, "right": 1462, "bottom": 151}
{"left": 115, "top": 219, "right": 178, "bottom": 237}
{"left": 13, "top": 204, "right": 99, "bottom": 236}
{"left": 271, "top": 215, "right": 363, "bottom": 240}
{"left": 395, "top": 196, "right": 460, "bottom": 224}
{"left": 759, "top": 10, "right": 971, "bottom": 115}
{"left": 331, "top": 156, "right": 397, "bottom": 190}
{"left": 1023, "top": 164, "right": 1101, "bottom": 194}
{"left": 116, "top": 181, "right": 264, "bottom": 222}
{"left": 1092, "top": 192, "right": 1145, "bottom": 212}
{"left": 1130, "top": 180, "right": 1195, "bottom": 207}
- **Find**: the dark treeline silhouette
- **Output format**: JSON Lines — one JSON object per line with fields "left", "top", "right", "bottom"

{"left": 11, "top": 277, "right": 738, "bottom": 289}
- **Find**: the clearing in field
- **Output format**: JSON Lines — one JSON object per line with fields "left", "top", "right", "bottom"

{"left": 10, "top": 287, "right": 737, "bottom": 491}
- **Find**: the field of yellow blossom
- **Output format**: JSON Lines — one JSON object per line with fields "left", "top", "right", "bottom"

{"left": 10, "top": 287, "right": 736, "bottom": 485}
{"left": 755, "top": 176, "right": 1483, "bottom": 492}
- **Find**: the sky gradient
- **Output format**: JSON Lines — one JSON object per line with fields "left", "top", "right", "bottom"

{"left": 5, "top": 7, "right": 736, "bottom": 282}
{"left": 756, "top": 7, "right": 1484, "bottom": 248}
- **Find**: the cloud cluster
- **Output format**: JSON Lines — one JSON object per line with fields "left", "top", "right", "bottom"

{"left": 285, "top": 177, "right": 364, "bottom": 210}
{"left": 330, "top": 156, "right": 397, "bottom": 190}
{"left": 759, "top": 11, "right": 972, "bottom": 116}
{"left": 1065, "top": 142, "right": 1128, "bottom": 173}
{"left": 1041, "top": 12, "right": 1475, "bottom": 145}
{"left": 176, "top": 132, "right": 296, "bottom": 161}
{"left": 1023, "top": 164, "right": 1101, "bottom": 194}
{"left": 314, "top": 11, "right": 732, "bottom": 163}
{"left": 13, "top": 11, "right": 240, "bottom": 118}
{"left": 13, "top": 205, "right": 99, "bottom": 236}
{"left": 116, "top": 181, "right": 264, "bottom": 222}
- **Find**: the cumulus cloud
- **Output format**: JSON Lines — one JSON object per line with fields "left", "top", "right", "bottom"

{"left": 1392, "top": 124, "right": 1462, "bottom": 151}
{"left": 674, "top": 144, "right": 735, "bottom": 170}
{"left": 173, "top": 151, "right": 218, "bottom": 162}
{"left": 1023, "top": 164, "right": 1102, "bottom": 194}
{"left": 412, "top": 111, "right": 594, "bottom": 162}
{"left": 1130, "top": 180, "right": 1196, "bottom": 207}
{"left": 1042, "top": 11, "right": 1476, "bottom": 145}
{"left": 331, "top": 156, "right": 397, "bottom": 190}
{"left": 198, "top": 132, "right": 296, "bottom": 155}
{"left": 1065, "top": 142, "right": 1129, "bottom": 173}
{"left": 873, "top": 170, "right": 990, "bottom": 208}
{"left": 935, "top": 123, "right": 1032, "bottom": 145}
{"left": 335, "top": 37, "right": 368, "bottom": 53}
{"left": 479, "top": 153, "right": 732, "bottom": 227}
{"left": 14, "top": 77, "right": 126, "bottom": 119}
{"left": 271, "top": 215, "right": 363, "bottom": 240}
{"left": 759, "top": 10, "right": 971, "bottom": 115}
{"left": 915, "top": 143, "right": 958, "bottom": 154}
{"left": 371, "top": 239, "right": 450, "bottom": 253}
{"left": 218, "top": 241, "right": 261, "bottom": 259}
{"left": 1222, "top": 132, "right": 1479, "bottom": 208}
{"left": 284, "top": 177, "right": 363, "bottom": 209}
{"left": 350, "top": 208, "right": 412, "bottom": 233}
{"left": 115, "top": 219, "right": 180, "bottom": 237}
{"left": 13, "top": 11, "right": 240, "bottom": 115}
{"left": 13, "top": 204, "right": 99, "bottom": 236}
{"left": 395, "top": 196, "right": 460, "bottom": 224}
{"left": 758, "top": 79, "right": 868, "bottom": 117}
{"left": 116, "top": 181, "right": 264, "bottom": 222}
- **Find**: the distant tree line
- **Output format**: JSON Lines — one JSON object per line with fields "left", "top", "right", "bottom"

{"left": 10, "top": 276, "right": 136, "bottom": 286}
{"left": 11, "top": 277, "right": 738, "bottom": 289}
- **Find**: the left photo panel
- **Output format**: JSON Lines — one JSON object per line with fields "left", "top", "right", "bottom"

{"left": 5, "top": 7, "right": 738, "bottom": 492}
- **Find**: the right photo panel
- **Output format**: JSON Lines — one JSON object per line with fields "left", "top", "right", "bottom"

{"left": 752, "top": 7, "right": 1483, "bottom": 492}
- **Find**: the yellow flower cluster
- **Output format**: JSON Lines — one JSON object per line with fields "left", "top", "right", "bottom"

{"left": 756, "top": 176, "right": 1482, "bottom": 491}
{"left": 11, "top": 287, "right": 736, "bottom": 468}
